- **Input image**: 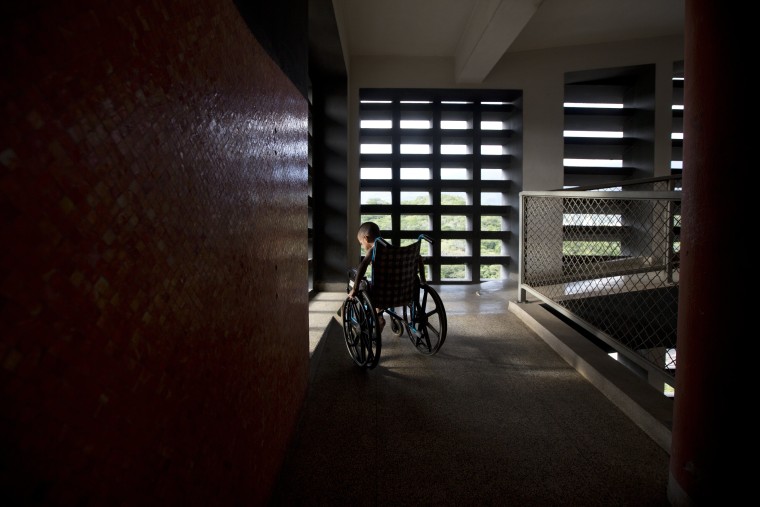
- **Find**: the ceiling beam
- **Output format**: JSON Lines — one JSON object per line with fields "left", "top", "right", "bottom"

{"left": 454, "top": 0, "right": 544, "bottom": 83}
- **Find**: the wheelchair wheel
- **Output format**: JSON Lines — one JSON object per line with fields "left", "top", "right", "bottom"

{"left": 389, "top": 314, "right": 404, "bottom": 337}
{"left": 403, "top": 282, "right": 447, "bottom": 355}
{"left": 342, "top": 293, "right": 381, "bottom": 369}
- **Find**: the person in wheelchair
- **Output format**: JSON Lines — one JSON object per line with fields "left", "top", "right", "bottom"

{"left": 346, "top": 221, "right": 386, "bottom": 332}
{"left": 341, "top": 223, "right": 447, "bottom": 369}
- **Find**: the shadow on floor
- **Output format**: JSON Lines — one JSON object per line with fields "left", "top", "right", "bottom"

{"left": 271, "top": 284, "right": 670, "bottom": 506}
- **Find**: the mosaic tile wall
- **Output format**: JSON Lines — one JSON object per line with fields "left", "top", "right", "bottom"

{"left": 0, "top": 1, "right": 309, "bottom": 504}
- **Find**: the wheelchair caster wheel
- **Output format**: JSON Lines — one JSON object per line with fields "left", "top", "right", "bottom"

{"left": 390, "top": 316, "right": 404, "bottom": 337}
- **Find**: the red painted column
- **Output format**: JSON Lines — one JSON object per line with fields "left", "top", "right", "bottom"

{"left": 669, "top": 1, "right": 743, "bottom": 504}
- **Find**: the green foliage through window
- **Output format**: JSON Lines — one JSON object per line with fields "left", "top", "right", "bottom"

{"left": 481, "top": 216, "right": 502, "bottom": 231}
{"left": 400, "top": 214, "right": 431, "bottom": 230}
{"left": 361, "top": 214, "right": 392, "bottom": 232}
{"left": 441, "top": 215, "right": 468, "bottom": 231}
{"left": 480, "top": 240, "right": 502, "bottom": 256}
{"left": 563, "top": 241, "right": 622, "bottom": 256}
{"left": 441, "top": 264, "right": 466, "bottom": 280}
{"left": 480, "top": 265, "right": 501, "bottom": 279}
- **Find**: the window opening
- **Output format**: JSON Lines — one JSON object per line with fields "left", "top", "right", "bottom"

{"left": 359, "top": 89, "right": 518, "bottom": 282}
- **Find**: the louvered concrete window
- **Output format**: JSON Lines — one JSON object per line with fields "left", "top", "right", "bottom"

{"left": 671, "top": 61, "right": 684, "bottom": 177}
{"left": 560, "top": 63, "right": 684, "bottom": 266}
{"left": 359, "top": 89, "right": 522, "bottom": 283}
{"left": 563, "top": 65, "right": 656, "bottom": 188}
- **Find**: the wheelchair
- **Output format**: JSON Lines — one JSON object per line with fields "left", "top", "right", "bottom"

{"left": 341, "top": 235, "right": 447, "bottom": 369}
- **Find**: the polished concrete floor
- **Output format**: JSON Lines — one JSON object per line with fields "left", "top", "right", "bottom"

{"left": 272, "top": 281, "right": 671, "bottom": 506}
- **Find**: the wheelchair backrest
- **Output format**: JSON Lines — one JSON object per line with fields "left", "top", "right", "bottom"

{"left": 370, "top": 238, "right": 422, "bottom": 309}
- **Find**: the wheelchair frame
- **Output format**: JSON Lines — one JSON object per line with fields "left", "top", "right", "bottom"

{"left": 341, "top": 234, "right": 447, "bottom": 369}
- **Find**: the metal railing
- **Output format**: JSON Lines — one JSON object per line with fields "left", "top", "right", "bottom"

{"left": 518, "top": 176, "right": 682, "bottom": 390}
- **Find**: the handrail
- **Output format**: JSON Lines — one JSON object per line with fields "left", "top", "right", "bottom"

{"left": 518, "top": 175, "right": 681, "bottom": 393}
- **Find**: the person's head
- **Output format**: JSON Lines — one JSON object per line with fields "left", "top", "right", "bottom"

{"left": 357, "top": 221, "right": 380, "bottom": 252}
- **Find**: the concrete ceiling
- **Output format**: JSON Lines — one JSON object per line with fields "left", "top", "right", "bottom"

{"left": 333, "top": 0, "right": 684, "bottom": 83}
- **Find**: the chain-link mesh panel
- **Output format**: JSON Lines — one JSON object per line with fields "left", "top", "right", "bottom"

{"left": 521, "top": 180, "right": 680, "bottom": 378}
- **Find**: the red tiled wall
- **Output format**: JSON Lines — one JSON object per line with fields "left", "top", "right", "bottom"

{"left": 0, "top": 1, "right": 309, "bottom": 504}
